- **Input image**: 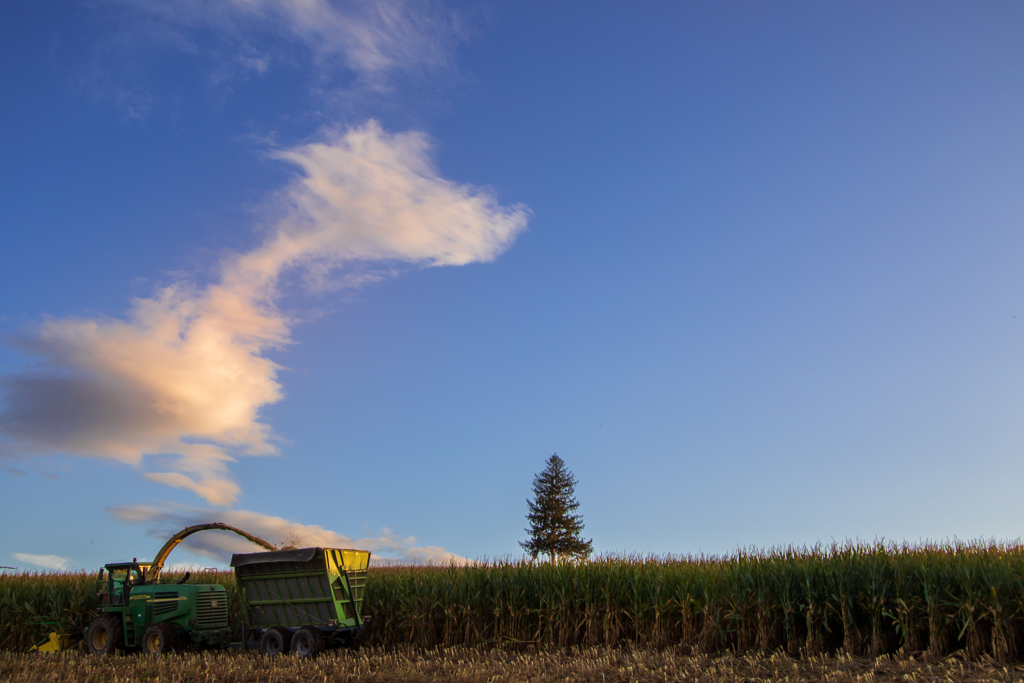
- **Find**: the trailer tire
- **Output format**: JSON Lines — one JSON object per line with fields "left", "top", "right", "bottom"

{"left": 142, "top": 622, "right": 179, "bottom": 655}
{"left": 290, "top": 627, "right": 325, "bottom": 657}
{"left": 86, "top": 615, "right": 123, "bottom": 655}
{"left": 260, "top": 627, "right": 290, "bottom": 657}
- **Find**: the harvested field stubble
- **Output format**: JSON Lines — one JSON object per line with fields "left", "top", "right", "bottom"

{"left": 2, "top": 647, "right": 1023, "bottom": 683}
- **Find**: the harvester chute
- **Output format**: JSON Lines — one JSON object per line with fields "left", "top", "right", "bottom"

{"left": 147, "top": 523, "right": 277, "bottom": 584}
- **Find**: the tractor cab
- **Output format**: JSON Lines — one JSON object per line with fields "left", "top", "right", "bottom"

{"left": 97, "top": 561, "right": 152, "bottom": 606}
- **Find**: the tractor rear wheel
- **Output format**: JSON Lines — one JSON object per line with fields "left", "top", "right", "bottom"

{"left": 86, "top": 615, "right": 123, "bottom": 655}
{"left": 259, "top": 627, "right": 290, "bottom": 657}
{"left": 142, "top": 622, "right": 179, "bottom": 655}
{"left": 290, "top": 627, "right": 325, "bottom": 657}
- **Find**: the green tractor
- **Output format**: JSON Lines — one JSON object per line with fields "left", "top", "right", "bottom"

{"left": 85, "top": 523, "right": 276, "bottom": 655}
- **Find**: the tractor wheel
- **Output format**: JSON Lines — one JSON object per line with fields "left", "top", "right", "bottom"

{"left": 86, "top": 615, "right": 123, "bottom": 655}
{"left": 259, "top": 627, "right": 290, "bottom": 657}
{"left": 142, "top": 622, "right": 179, "bottom": 655}
{"left": 290, "top": 627, "right": 325, "bottom": 658}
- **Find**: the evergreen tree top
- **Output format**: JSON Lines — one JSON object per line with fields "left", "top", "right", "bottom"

{"left": 520, "top": 453, "right": 593, "bottom": 562}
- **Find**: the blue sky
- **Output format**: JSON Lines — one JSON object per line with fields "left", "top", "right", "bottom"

{"left": 2, "top": 2, "right": 1024, "bottom": 570}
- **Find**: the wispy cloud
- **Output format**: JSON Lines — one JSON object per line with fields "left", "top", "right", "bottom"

{"left": 112, "top": 0, "right": 464, "bottom": 84}
{"left": 0, "top": 120, "right": 528, "bottom": 505}
{"left": 75, "top": 63, "right": 156, "bottom": 121}
{"left": 109, "top": 501, "right": 474, "bottom": 565}
{"left": 76, "top": 0, "right": 467, "bottom": 118}
{"left": 14, "top": 553, "right": 71, "bottom": 571}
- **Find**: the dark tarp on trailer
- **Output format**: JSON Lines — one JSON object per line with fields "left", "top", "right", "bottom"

{"left": 230, "top": 548, "right": 317, "bottom": 567}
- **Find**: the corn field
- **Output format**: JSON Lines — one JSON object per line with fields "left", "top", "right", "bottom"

{"left": 4, "top": 541, "right": 1024, "bottom": 661}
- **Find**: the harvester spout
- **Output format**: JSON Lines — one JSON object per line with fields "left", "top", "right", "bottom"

{"left": 147, "top": 523, "right": 277, "bottom": 584}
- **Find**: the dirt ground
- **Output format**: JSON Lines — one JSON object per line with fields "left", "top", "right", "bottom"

{"left": 3, "top": 647, "right": 1024, "bottom": 683}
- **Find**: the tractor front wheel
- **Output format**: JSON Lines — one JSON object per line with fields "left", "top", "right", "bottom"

{"left": 259, "top": 627, "right": 290, "bottom": 657}
{"left": 142, "top": 622, "right": 179, "bottom": 655}
{"left": 86, "top": 615, "right": 123, "bottom": 655}
{"left": 290, "top": 627, "right": 325, "bottom": 657}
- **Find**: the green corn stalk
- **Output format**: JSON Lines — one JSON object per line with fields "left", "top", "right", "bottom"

{"left": 6, "top": 542, "right": 1024, "bottom": 660}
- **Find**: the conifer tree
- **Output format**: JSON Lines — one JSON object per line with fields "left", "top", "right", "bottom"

{"left": 520, "top": 453, "right": 593, "bottom": 562}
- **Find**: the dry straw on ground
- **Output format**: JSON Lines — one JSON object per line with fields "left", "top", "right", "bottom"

{"left": 3, "top": 647, "right": 1024, "bottom": 683}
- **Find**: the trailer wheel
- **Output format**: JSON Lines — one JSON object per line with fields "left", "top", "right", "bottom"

{"left": 290, "top": 627, "right": 325, "bottom": 657}
{"left": 142, "top": 622, "right": 179, "bottom": 655}
{"left": 86, "top": 615, "right": 123, "bottom": 655}
{"left": 259, "top": 627, "right": 290, "bottom": 657}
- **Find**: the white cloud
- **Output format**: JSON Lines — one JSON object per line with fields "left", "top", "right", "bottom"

{"left": 109, "top": 502, "right": 474, "bottom": 565}
{"left": 249, "top": 121, "right": 529, "bottom": 281}
{"left": 14, "top": 553, "right": 71, "bottom": 571}
{"left": 0, "top": 121, "right": 528, "bottom": 506}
